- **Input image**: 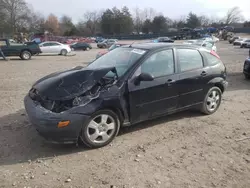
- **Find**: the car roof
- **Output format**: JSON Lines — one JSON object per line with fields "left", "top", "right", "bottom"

{"left": 122, "top": 42, "right": 202, "bottom": 50}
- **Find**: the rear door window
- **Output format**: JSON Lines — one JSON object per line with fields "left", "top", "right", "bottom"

{"left": 177, "top": 49, "right": 204, "bottom": 72}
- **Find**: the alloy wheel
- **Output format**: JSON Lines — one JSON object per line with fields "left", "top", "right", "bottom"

{"left": 86, "top": 114, "right": 116, "bottom": 144}
{"left": 206, "top": 90, "right": 220, "bottom": 112}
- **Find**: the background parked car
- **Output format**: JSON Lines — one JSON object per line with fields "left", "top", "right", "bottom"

{"left": 95, "top": 37, "right": 105, "bottom": 43}
{"left": 240, "top": 39, "right": 250, "bottom": 48}
{"left": 182, "top": 40, "right": 197, "bottom": 45}
{"left": 233, "top": 38, "right": 247, "bottom": 46}
{"left": 39, "top": 41, "right": 71, "bottom": 55}
{"left": 184, "top": 40, "right": 217, "bottom": 52}
{"left": 243, "top": 57, "right": 250, "bottom": 79}
{"left": 154, "top": 37, "right": 174, "bottom": 43}
{"left": 96, "top": 43, "right": 126, "bottom": 59}
{"left": 97, "top": 39, "right": 118, "bottom": 48}
{"left": 229, "top": 36, "right": 240, "bottom": 44}
{"left": 0, "top": 38, "right": 41, "bottom": 60}
{"left": 70, "top": 42, "right": 92, "bottom": 51}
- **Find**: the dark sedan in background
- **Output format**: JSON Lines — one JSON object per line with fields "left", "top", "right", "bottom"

{"left": 70, "top": 42, "right": 92, "bottom": 51}
{"left": 153, "top": 37, "right": 174, "bottom": 43}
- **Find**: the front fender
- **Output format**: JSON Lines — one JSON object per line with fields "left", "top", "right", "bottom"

{"left": 68, "top": 97, "right": 126, "bottom": 117}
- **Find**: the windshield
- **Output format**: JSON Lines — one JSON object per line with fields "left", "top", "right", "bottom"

{"left": 88, "top": 47, "right": 147, "bottom": 77}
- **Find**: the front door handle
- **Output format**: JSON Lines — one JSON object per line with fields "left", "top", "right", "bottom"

{"left": 201, "top": 71, "right": 207, "bottom": 76}
{"left": 166, "top": 79, "right": 176, "bottom": 84}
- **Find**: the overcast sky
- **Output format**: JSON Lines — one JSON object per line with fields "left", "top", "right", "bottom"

{"left": 25, "top": 0, "right": 250, "bottom": 23}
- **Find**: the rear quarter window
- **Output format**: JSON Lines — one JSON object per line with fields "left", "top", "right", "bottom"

{"left": 202, "top": 52, "right": 221, "bottom": 66}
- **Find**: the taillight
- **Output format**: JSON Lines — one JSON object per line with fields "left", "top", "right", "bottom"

{"left": 210, "top": 50, "right": 220, "bottom": 59}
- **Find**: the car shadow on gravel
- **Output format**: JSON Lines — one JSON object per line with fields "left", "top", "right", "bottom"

{"left": 0, "top": 109, "right": 84, "bottom": 166}
{"left": 119, "top": 110, "right": 201, "bottom": 135}
{"left": 0, "top": 108, "right": 201, "bottom": 166}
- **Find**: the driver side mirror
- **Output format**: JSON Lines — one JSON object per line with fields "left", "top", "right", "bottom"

{"left": 134, "top": 72, "right": 154, "bottom": 85}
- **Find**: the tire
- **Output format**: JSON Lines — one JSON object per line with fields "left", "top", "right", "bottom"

{"left": 20, "top": 50, "right": 31, "bottom": 60}
{"left": 80, "top": 109, "right": 120, "bottom": 148}
{"left": 244, "top": 74, "right": 250, "bottom": 80}
{"left": 60, "top": 49, "right": 67, "bottom": 56}
{"left": 200, "top": 86, "right": 222, "bottom": 115}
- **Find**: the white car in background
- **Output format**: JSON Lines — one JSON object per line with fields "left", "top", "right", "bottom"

{"left": 39, "top": 41, "right": 71, "bottom": 55}
{"left": 182, "top": 40, "right": 197, "bottom": 44}
{"left": 201, "top": 36, "right": 219, "bottom": 43}
{"left": 184, "top": 39, "right": 217, "bottom": 52}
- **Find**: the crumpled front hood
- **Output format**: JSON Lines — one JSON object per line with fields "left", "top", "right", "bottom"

{"left": 32, "top": 66, "right": 116, "bottom": 100}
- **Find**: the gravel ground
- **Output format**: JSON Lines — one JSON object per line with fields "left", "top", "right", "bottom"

{"left": 0, "top": 41, "right": 250, "bottom": 188}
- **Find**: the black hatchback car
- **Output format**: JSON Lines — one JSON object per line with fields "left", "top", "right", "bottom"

{"left": 24, "top": 43, "right": 228, "bottom": 148}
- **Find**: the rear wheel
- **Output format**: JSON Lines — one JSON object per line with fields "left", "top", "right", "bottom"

{"left": 200, "top": 87, "right": 222, "bottom": 115}
{"left": 80, "top": 110, "right": 120, "bottom": 148}
{"left": 60, "top": 49, "right": 67, "bottom": 56}
{"left": 20, "top": 51, "right": 31, "bottom": 60}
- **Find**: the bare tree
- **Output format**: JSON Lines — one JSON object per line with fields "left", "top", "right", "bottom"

{"left": 143, "top": 8, "right": 157, "bottom": 21}
{"left": 83, "top": 10, "right": 102, "bottom": 35}
{"left": 133, "top": 7, "right": 144, "bottom": 34}
{"left": 133, "top": 7, "right": 158, "bottom": 34}
{"left": 224, "top": 6, "right": 244, "bottom": 25}
{"left": 1, "top": 0, "right": 30, "bottom": 33}
{"left": 199, "top": 15, "right": 210, "bottom": 27}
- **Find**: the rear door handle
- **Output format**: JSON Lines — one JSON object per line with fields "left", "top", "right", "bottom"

{"left": 200, "top": 71, "right": 207, "bottom": 76}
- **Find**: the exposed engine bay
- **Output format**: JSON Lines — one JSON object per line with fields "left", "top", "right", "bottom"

{"left": 29, "top": 70, "right": 117, "bottom": 113}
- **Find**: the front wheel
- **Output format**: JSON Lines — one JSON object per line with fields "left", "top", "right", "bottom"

{"left": 20, "top": 51, "right": 31, "bottom": 60}
{"left": 200, "top": 87, "right": 222, "bottom": 115}
{"left": 80, "top": 110, "right": 120, "bottom": 148}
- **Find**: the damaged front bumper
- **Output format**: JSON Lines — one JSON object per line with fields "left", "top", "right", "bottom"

{"left": 24, "top": 95, "right": 90, "bottom": 144}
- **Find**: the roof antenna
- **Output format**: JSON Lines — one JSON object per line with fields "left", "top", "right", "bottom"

{"left": 129, "top": 41, "right": 135, "bottom": 47}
